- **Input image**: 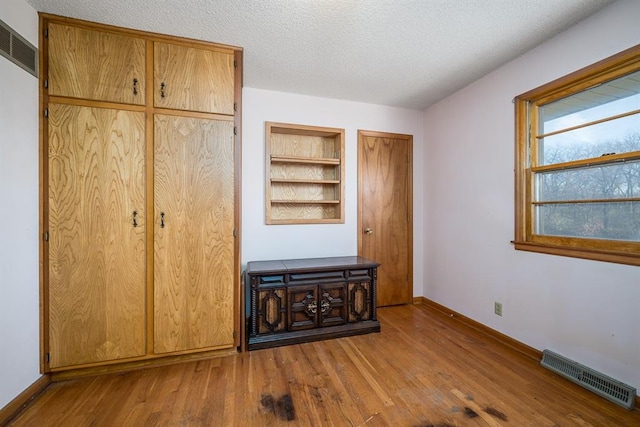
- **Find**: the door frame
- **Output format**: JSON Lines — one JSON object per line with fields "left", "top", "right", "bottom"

{"left": 357, "top": 129, "right": 413, "bottom": 304}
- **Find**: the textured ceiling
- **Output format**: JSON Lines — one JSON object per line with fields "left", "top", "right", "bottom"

{"left": 26, "top": 0, "right": 616, "bottom": 110}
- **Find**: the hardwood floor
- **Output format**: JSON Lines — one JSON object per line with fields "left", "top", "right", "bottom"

{"left": 7, "top": 303, "right": 640, "bottom": 426}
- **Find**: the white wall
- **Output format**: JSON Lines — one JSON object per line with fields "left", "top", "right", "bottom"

{"left": 242, "top": 88, "right": 425, "bottom": 293}
{"left": 3, "top": 0, "right": 635, "bottom": 408}
{"left": 0, "top": 0, "right": 40, "bottom": 410}
{"left": 423, "top": 0, "right": 640, "bottom": 391}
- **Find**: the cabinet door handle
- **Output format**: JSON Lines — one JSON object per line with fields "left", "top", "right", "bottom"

{"left": 133, "top": 78, "right": 138, "bottom": 95}
{"left": 160, "top": 212, "right": 165, "bottom": 228}
{"left": 160, "top": 82, "right": 166, "bottom": 98}
{"left": 306, "top": 301, "right": 317, "bottom": 314}
{"left": 132, "top": 210, "right": 138, "bottom": 227}
{"left": 320, "top": 299, "right": 331, "bottom": 313}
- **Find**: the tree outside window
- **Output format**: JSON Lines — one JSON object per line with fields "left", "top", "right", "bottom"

{"left": 514, "top": 46, "right": 640, "bottom": 266}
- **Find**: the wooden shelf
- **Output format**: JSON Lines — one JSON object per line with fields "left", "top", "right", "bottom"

{"left": 270, "top": 155, "right": 340, "bottom": 165}
{"left": 271, "top": 200, "right": 340, "bottom": 204}
{"left": 266, "top": 122, "right": 345, "bottom": 224}
{"left": 271, "top": 178, "right": 340, "bottom": 185}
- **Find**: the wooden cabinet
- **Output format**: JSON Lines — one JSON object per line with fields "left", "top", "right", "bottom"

{"left": 153, "top": 115, "right": 235, "bottom": 354}
{"left": 154, "top": 42, "right": 235, "bottom": 114}
{"left": 41, "top": 15, "right": 241, "bottom": 374}
{"left": 47, "top": 104, "right": 146, "bottom": 368}
{"left": 265, "top": 122, "right": 345, "bottom": 224}
{"left": 246, "top": 257, "right": 380, "bottom": 350}
{"left": 288, "top": 282, "right": 347, "bottom": 331}
{"left": 47, "top": 22, "right": 146, "bottom": 105}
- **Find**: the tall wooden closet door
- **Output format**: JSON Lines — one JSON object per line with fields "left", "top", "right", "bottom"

{"left": 47, "top": 104, "right": 146, "bottom": 368}
{"left": 154, "top": 114, "right": 235, "bottom": 354}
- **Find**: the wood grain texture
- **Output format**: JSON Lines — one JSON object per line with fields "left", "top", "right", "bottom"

{"left": 47, "top": 23, "right": 146, "bottom": 105}
{"left": 154, "top": 42, "right": 234, "bottom": 115}
{"left": 9, "top": 304, "right": 640, "bottom": 426}
{"left": 0, "top": 374, "right": 50, "bottom": 426}
{"left": 416, "top": 297, "right": 542, "bottom": 361}
{"left": 153, "top": 115, "right": 235, "bottom": 354}
{"left": 270, "top": 133, "right": 339, "bottom": 159}
{"left": 358, "top": 132, "right": 413, "bottom": 306}
{"left": 269, "top": 204, "right": 339, "bottom": 222}
{"left": 265, "top": 122, "right": 345, "bottom": 224}
{"left": 47, "top": 104, "right": 146, "bottom": 368}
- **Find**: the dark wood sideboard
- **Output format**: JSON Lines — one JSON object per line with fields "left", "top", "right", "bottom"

{"left": 245, "top": 256, "right": 381, "bottom": 350}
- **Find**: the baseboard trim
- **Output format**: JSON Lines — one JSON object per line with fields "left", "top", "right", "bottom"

{"left": 414, "top": 297, "right": 640, "bottom": 406}
{"left": 414, "top": 296, "right": 541, "bottom": 362}
{"left": 50, "top": 347, "right": 238, "bottom": 381}
{"left": 0, "top": 374, "right": 51, "bottom": 426}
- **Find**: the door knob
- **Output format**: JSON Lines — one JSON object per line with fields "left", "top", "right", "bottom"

{"left": 364, "top": 227, "right": 373, "bottom": 235}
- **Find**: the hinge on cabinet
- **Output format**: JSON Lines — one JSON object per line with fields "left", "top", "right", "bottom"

{"left": 45, "top": 353, "right": 50, "bottom": 363}
{"left": 233, "top": 330, "right": 237, "bottom": 339}
{"left": 234, "top": 126, "right": 237, "bottom": 135}
{"left": 44, "top": 28, "right": 48, "bottom": 38}
{"left": 44, "top": 108, "right": 48, "bottom": 118}
{"left": 44, "top": 231, "right": 49, "bottom": 241}
{"left": 233, "top": 228, "right": 237, "bottom": 238}
{"left": 234, "top": 60, "right": 238, "bottom": 68}
{"left": 44, "top": 79, "right": 49, "bottom": 89}
{"left": 233, "top": 102, "right": 237, "bottom": 112}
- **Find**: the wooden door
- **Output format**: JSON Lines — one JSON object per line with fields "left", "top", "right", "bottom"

{"left": 319, "top": 283, "right": 347, "bottom": 327}
{"left": 358, "top": 131, "right": 413, "bottom": 307}
{"left": 47, "top": 104, "right": 146, "bottom": 368}
{"left": 154, "top": 114, "right": 235, "bottom": 354}
{"left": 47, "top": 23, "right": 146, "bottom": 104}
{"left": 288, "top": 285, "right": 318, "bottom": 331}
{"left": 154, "top": 42, "right": 235, "bottom": 114}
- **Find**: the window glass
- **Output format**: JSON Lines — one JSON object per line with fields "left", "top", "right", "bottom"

{"left": 514, "top": 44, "right": 640, "bottom": 265}
{"left": 535, "top": 202, "right": 640, "bottom": 241}
{"left": 538, "top": 116, "right": 640, "bottom": 165}
{"left": 539, "top": 70, "right": 640, "bottom": 134}
{"left": 536, "top": 160, "right": 640, "bottom": 202}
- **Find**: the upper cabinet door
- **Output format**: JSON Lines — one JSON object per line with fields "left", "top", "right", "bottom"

{"left": 154, "top": 42, "right": 235, "bottom": 115}
{"left": 47, "top": 23, "right": 146, "bottom": 105}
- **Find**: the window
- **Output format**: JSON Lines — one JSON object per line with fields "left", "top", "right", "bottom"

{"left": 514, "top": 44, "right": 640, "bottom": 266}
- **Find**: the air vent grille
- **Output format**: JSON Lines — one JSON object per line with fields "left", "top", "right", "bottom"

{"left": 0, "top": 25, "right": 10, "bottom": 53}
{"left": 541, "top": 349, "right": 636, "bottom": 410}
{"left": 0, "top": 19, "right": 37, "bottom": 77}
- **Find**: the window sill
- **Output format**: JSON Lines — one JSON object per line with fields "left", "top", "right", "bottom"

{"left": 512, "top": 240, "right": 640, "bottom": 267}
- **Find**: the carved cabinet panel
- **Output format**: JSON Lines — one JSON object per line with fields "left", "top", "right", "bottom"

{"left": 288, "top": 283, "right": 347, "bottom": 331}
{"left": 246, "top": 257, "right": 380, "bottom": 350}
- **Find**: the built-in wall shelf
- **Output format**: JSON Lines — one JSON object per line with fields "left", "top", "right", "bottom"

{"left": 270, "top": 156, "right": 340, "bottom": 165}
{"left": 265, "top": 122, "right": 345, "bottom": 224}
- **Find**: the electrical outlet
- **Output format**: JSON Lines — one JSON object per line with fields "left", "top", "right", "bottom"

{"left": 494, "top": 302, "right": 503, "bottom": 317}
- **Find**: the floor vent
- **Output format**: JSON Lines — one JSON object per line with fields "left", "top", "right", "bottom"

{"left": 541, "top": 349, "right": 636, "bottom": 410}
{"left": 0, "top": 18, "right": 37, "bottom": 77}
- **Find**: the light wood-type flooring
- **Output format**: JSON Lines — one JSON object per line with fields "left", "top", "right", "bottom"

{"left": 7, "top": 303, "right": 640, "bottom": 426}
